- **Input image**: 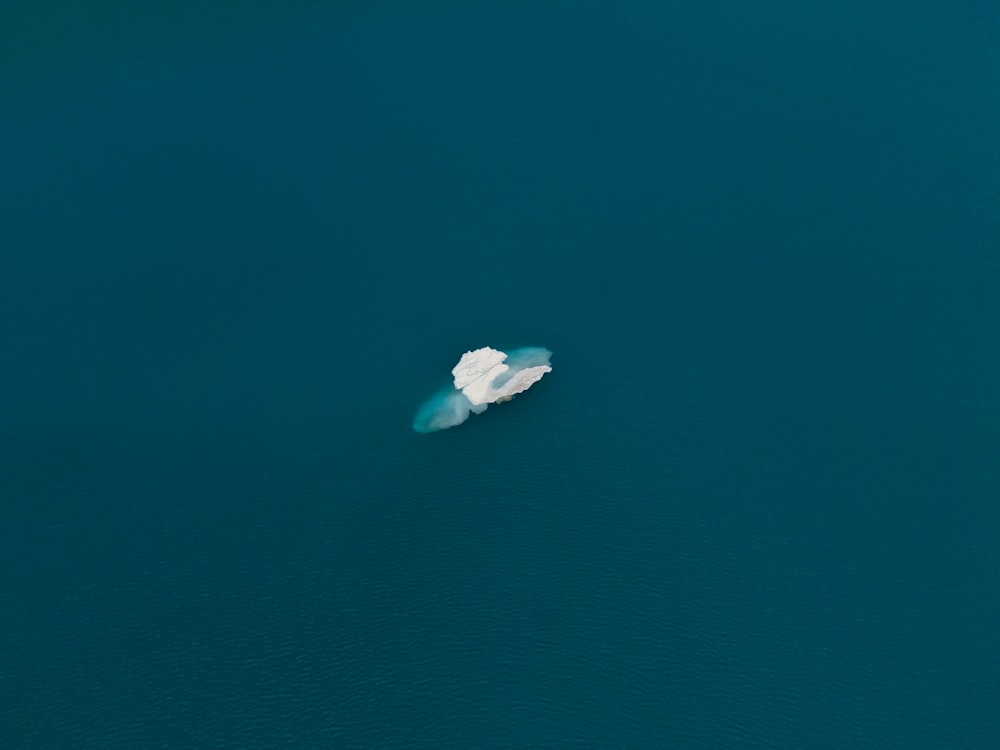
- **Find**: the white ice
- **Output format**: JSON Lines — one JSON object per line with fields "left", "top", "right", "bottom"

{"left": 413, "top": 346, "right": 553, "bottom": 433}
{"left": 451, "top": 347, "right": 552, "bottom": 406}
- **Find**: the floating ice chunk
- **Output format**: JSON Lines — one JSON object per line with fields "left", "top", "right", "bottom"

{"left": 413, "top": 346, "right": 553, "bottom": 432}
{"left": 452, "top": 346, "right": 552, "bottom": 405}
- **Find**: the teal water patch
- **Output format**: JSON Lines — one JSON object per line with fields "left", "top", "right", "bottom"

{"left": 412, "top": 387, "right": 485, "bottom": 433}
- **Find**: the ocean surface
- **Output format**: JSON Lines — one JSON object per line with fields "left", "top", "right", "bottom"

{"left": 2, "top": 3, "right": 999, "bottom": 748}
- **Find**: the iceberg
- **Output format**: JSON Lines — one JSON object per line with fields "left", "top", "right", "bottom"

{"left": 413, "top": 346, "right": 553, "bottom": 433}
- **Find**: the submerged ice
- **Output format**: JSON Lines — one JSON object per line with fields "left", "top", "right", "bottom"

{"left": 413, "top": 346, "right": 553, "bottom": 433}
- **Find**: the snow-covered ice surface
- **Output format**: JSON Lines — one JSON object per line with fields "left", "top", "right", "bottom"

{"left": 413, "top": 346, "right": 553, "bottom": 433}
{"left": 452, "top": 347, "right": 552, "bottom": 406}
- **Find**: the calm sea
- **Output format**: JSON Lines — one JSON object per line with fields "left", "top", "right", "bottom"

{"left": 2, "top": 3, "right": 998, "bottom": 747}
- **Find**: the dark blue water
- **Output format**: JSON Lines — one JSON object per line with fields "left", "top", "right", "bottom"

{"left": 3, "top": 4, "right": 999, "bottom": 747}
